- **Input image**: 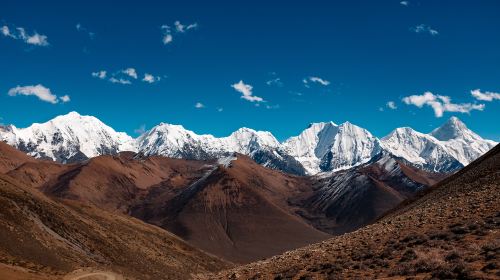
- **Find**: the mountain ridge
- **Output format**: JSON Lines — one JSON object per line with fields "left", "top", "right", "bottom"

{"left": 1, "top": 111, "right": 496, "bottom": 175}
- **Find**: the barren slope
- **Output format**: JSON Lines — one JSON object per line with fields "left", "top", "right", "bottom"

{"left": 0, "top": 173, "right": 229, "bottom": 280}
{"left": 205, "top": 144, "right": 500, "bottom": 279}
{"left": 132, "top": 154, "right": 330, "bottom": 263}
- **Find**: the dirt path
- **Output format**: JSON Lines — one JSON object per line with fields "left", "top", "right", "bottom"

{"left": 65, "top": 269, "right": 124, "bottom": 280}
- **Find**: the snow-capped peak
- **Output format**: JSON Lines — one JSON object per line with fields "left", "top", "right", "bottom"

{"left": 0, "top": 112, "right": 496, "bottom": 175}
{"left": 381, "top": 117, "right": 497, "bottom": 171}
{"left": 283, "top": 121, "right": 381, "bottom": 174}
{"left": 430, "top": 116, "right": 470, "bottom": 141}
{"left": 0, "top": 111, "right": 136, "bottom": 162}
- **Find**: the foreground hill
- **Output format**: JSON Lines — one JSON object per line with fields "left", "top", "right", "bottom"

{"left": 0, "top": 154, "right": 229, "bottom": 279}
{"left": 205, "top": 144, "right": 500, "bottom": 279}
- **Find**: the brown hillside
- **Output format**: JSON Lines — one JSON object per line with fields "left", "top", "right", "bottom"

{"left": 0, "top": 173, "right": 229, "bottom": 280}
{"left": 204, "top": 144, "right": 500, "bottom": 279}
{"left": 132, "top": 154, "right": 330, "bottom": 263}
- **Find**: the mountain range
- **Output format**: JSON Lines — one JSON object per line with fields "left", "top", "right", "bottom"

{"left": 0, "top": 112, "right": 496, "bottom": 175}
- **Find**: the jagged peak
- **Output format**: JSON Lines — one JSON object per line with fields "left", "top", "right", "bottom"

{"left": 306, "top": 121, "right": 337, "bottom": 129}
{"left": 431, "top": 116, "right": 471, "bottom": 141}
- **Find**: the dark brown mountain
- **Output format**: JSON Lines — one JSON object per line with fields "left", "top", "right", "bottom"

{"left": 0, "top": 172, "right": 229, "bottom": 280}
{"left": 205, "top": 144, "right": 500, "bottom": 279}
{"left": 131, "top": 154, "right": 330, "bottom": 263}
{"left": 0, "top": 141, "right": 35, "bottom": 173}
{"left": 295, "top": 152, "right": 447, "bottom": 235}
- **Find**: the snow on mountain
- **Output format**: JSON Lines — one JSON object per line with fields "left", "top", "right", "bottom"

{"left": 283, "top": 121, "right": 382, "bottom": 174}
{"left": 0, "top": 112, "right": 137, "bottom": 163}
{"left": 380, "top": 127, "right": 462, "bottom": 172}
{"left": 381, "top": 117, "right": 497, "bottom": 172}
{"left": 137, "top": 124, "right": 279, "bottom": 159}
{"left": 136, "top": 123, "right": 307, "bottom": 175}
{"left": 430, "top": 117, "right": 497, "bottom": 166}
{"left": 0, "top": 112, "right": 496, "bottom": 175}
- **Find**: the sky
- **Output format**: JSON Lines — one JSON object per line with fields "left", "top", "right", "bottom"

{"left": 1, "top": 0, "right": 499, "bottom": 141}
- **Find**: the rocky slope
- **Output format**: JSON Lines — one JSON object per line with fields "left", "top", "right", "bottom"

{"left": 0, "top": 168, "right": 229, "bottom": 280}
{"left": 204, "top": 144, "right": 500, "bottom": 279}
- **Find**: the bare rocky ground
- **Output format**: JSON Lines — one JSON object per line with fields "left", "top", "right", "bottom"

{"left": 200, "top": 145, "right": 500, "bottom": 279}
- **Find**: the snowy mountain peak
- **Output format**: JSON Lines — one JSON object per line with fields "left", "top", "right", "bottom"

{"left": 431, "top": 116, "right": 469, "bottom": 141}
{"left": 0, "top": 112, "right": 136, "bottom": 162}
{"left": 283, "top": 121, "right": 381, "bottom": 174}
{"left": 1, "top": 112, "right": 496, "bottom": 175}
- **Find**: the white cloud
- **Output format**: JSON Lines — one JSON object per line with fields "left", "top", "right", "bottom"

{"left": 122, "top": 68, "right": 138, "bottom": 79}
{"left": 471, "top": 89, "right": 500, "bottom": 102}
{"left": 134, "top": 124, "right": 147, "bottom": 134}
{"left": 266, "top": 77, "right": 283, "bottom": 87}
{"left": 92, "top": 70, "right": 107, "bottom": 79}
{"left": 217, "top": 107, "right": 224, "bottom": 112}
{"left": 174, "top": 21, "right": 198, "bottom": 33}
{"left": 411, "top": 24, "right": 439, "bottom": 36}
{"left": 400, "top": 1, "right": 409, "bottom": 6}
{"left": 231, "top": 80, "right": 265, "bottom": 103}
{"left": 163, "top": 33, "right": 173, "bottom": 44}
{"left": 142, "top": 73, "right": 161, "bottom": 83}
{"left": 94, "top": 68, "right": 161, "bottom": 85}
{"left": 59, "top": 95, "right": 71, "bottom": 103}
{"left": 7, "top": 84, "right": 69, "bottom": 104}
{"left": 1, "top": 24, "right": 49, "bottom": 46}
{"left": 76, "top": 23, "right": 95, "bottom": 39}
{"left": 386, "top": 101, "right": 397, "bottom": 109}
{"left": 195, "top": 102, "right": 205, "bottom": 109}
{"left": 109, "top": 77, "right": 132, "bottom": 85}
{"left": 303, "top": 76, "right": 330, "bottom": 87}
{"left": 265, "top": 104, "right": 280, "bottom": 109}
{"left": 161, "top": 21, "right": 197, "bottom": 45}
{"left": 402, "top": 91, "right": 484, "bottom": 117}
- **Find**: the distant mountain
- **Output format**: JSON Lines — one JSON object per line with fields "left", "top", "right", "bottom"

{"left": 0, "top": 112, "right": 496, "bottom": 175}
{"left": 283, "top": 121, "right": 382, "bottom": 174}
{"left": 381, "top": 117, "right": 496, "bottom": 172}
{"left": 0, "top": 111, "right": 136, "bottom": 163}
{"left": 137, "top": 123, "right": 307, "bottom": 175}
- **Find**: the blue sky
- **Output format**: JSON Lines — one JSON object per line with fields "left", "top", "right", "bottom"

{"left": 1, "top": 0, "right": 499, "bottom": 141}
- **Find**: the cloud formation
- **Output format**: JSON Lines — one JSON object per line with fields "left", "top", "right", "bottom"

{"left": 194, "top": 102, "right": 205, "bottom": 109}
{"left": 92, "top": 70, "right": 107, "bottom": 79}
{"left": 76, "top": 23, "right": 95, "bottom": 39}
{"left": 161, "top": 21, "right": 198, "bottom": 45}
{"left": 122, "top": 68, "right": 138, "bottom": 79}
{"left": 92, "top": 68, "right": 161, "bottom": 85}
{"left": 411, "top": 24, "right": 439, "bottom": 36}
{"left": 134, "top": 124, "right": 147, "bottom": 134}
{"left": 7, "top": 84, "right": 69, "bottom": 104}
{"left": 231, "top": 80, "right": 264, "bottom": 103}
{"left": 1, "top": 24, "right": 49, "bottom": 46}
{"left": 386, "top": 101, "right": 397, "bottom": 109}
{"left": 400, "top": 1, "right": 409, "bottom": 6}
{"left": 266, "top": 77, "right": 283, "bottom": 87}
{"left": 142, "top": 73, "right": 161, "bottom": 83}
{"left": 174, "top": 21, "right": 198, "bottom": 33}
{"left": 303, "top": 76, "right": 330, "bottom": 87}
{"left": 402, "top": 91, "right": 484, "bottom": 117}
{"left": 471, "top": 89, "right": 500, "bottom": 102}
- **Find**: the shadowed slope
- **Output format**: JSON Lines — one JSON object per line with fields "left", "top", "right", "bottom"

{"left": 132, "top": 154, "right": 330, "bottom": 263}
{"left": 205, "top": 144, "right": 500, "bottom": 279}
{"left": 0, "top": 173, "right": 229, "bottom": 280}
